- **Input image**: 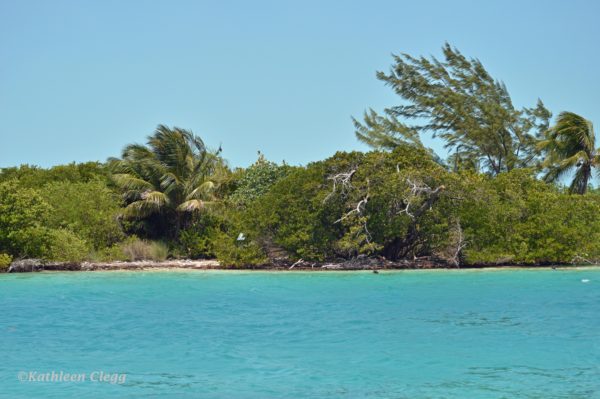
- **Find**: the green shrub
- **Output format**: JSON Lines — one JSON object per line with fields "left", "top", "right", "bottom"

{"left": 41, "top": 181, "right": 124, "bottom": 250}
{"left": 457, "top": 170, "right": 600, "bottom": 265}
{"left": 177, "top": 213, "right": 226, "bottom": 259}
{"left": 45, "top": 229, "right": 90, "bottom": 262}
{"left": 179, "top": 228, "right": 215, "bottom": 258}
{"left": 211, "top": 231, "right": 267, "bottom": 267}
{"left": 0, "top": 181, "right": 52, "bottom": 257}
{"left": 0, "top": 253, "right": 12, "bottom": 272}
{"left": 228, "top": 154, "right": 291, "bottom": 207}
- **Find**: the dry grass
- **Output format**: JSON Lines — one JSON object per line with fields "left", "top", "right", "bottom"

{"left": 120, "top": 239, "right": 169, "bottom": 261}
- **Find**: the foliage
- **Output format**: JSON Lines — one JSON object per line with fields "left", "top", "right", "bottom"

{"left": 110, "top": 125, "right": 228, "bottom": 239}
{"left": 244, "top": 145, "right": 449, "bottom": 261}
{"left": 178, "top": 227, "right": 215, "bottom": 259}
{"left": 228, "top": 153, "right": 291, "bottom": 207}
{"left": 233, "top": 147, "right": 600, "bottom": 266}
{"left": 246, "top": 159, "right": 336, "bottom": 261}
{"left": 354, "top": 43, "right": 551, "bottom": 175}
{"left": 0, "top": 253, "right": 12, "bottom": 271}
{"left": 0, "top": 162, "right": 109, "bottom": 187}
{"left": 41, "top": 181, "right": 124, "bottom": 249}
{"left": 0, "top": 164, "right": 124, "bottom": 261}
{"left": 210, "top": 230, "right": 268, "bottom": 267}
{"left": 176, "top": 212, "right": 224, "bottom": 259}
{"left": 45, "top": 229, "right": 90, "bottom": 262}
{"left": 3, "top": 136, "right": 600, "bottom": 266}
{"left": 455, "top": 169, "right": 600, "bottom": 264}
{"left": 538, "top": 112, "right": 597, "bottom": 194}
{"left": 334, "top": 214, "right": 382, "bottom": 257}
{"left": 0, "top": 181, "right": 52, "bottom": 257}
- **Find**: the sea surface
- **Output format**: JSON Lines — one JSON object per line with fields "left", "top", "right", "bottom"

{"left": 0, "top": 269, "right": 599, "bottom": 398}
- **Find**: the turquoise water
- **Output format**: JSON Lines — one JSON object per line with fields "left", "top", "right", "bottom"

{"left": 1, "top": 269, "right": 599, "bottom": 398}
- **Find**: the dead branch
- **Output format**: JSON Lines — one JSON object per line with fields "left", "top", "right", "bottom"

{"left": 334, "top": 194, "right": 369, "bottom": 224}
{"left": 571, "top": 254, "right": 596, "bottom": 265}
{"left": 289, "top": 258, "right": 304, "bottom": 269}
{"left": 383, "top": 178, "right": 446, "bottom": 260}
{"left": 449, "top": 220, "right": 467, "bottom": 267}
{"left": 396, "top": 178, "right": 445, "bottom": 219}
{"left": 324, "top": 169, "right": 356, "bottom": 202}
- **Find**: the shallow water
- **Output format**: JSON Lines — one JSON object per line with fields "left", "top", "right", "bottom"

{"left": 0, "top": 269, "right": 599, "bottom": 398}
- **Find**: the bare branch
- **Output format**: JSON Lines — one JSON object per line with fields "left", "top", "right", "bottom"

{"left": 324, "top": 169, "right": 356, "bottom": 202}
{"left": 396, "top": 178, "right": 445, "bottom": 219}
{"left": 449, "top": 220, "right": 467, "bottom": 267}
{"left": 289, "top": 258, "right": 304, "bottom": 269}
{"left": 335, "top": 194, "right": 369, "bottom": 224}
{"left": 571, "top": 254, "right": 596, "bottom": 265}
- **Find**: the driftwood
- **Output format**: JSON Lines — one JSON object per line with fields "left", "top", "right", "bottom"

{"left": 289, "top": 259, "right": 304, "bottom": 269}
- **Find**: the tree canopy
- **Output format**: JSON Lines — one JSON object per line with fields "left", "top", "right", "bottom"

{"left": 354, "top": 43, "right": 551, "bottom": 175}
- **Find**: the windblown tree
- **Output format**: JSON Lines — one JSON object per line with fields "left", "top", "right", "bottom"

{"left": 110, "top": 125, "right": 227, "bottom": 239}
{"left": 538, "top": 112, "right": 597, "bottom": 194}
{"left": 353, "top": 43, "right": 551, "bottom": 175}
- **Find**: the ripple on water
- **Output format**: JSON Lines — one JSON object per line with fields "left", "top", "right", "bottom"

{"left": 0, "top": 269, "right": 599, "bottom": 398}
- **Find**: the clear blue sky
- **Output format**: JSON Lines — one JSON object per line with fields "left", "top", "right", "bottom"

{"left": 1, "top": 0, "right": 598, "bottom": 168}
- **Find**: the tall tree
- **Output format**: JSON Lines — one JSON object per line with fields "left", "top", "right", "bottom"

{"left": 110, "top": 125, "right": 226, "bottom": 238}
{"left": 353, "top": 43, "right": 551, "bottom": 175}
{"left": 538, "top": 112, "right": 597, "bottom": 194}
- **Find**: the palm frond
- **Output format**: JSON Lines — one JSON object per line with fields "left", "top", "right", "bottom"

{"left": 112, "top": 124, "right": 225, "bottom": 224}
{"left": 177, "top": 199, "right": 215, "bottom": 212}
{"left": 112, "top": 174, "right": 154, "bottom": 191}
{"left": 539, "top": 111, "right": 596, "bottom": 193}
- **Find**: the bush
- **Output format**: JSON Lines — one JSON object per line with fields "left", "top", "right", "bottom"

{"left": 178, "top": 228, "right": 215, "bottom": 259}
{"left": 41, "top": 181, "right": 124, "bottom": 250}
{"left": 178, "top": 209, "right": 267, "bottom": 266}
{"left": 45, "top": 229, "right": 90, "bottom": 262}
{"left": 0, "top": 253, "right": 12, "bottom": 272}
{"left": 211, "top": 231, "right": 267, "bottom": 267}
{"left": 457, "top": 169, "right": 600, "bottom": 265}
{"left": 0, "top": 181, "right": 52, "bottom": 257}
{"left": 228, "top": 154, "right": 291, "bottom": 207}
{"left": 177, "top": 213, "right": 225, "bottom": 259}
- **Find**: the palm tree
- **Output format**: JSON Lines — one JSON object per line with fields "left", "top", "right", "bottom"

{"left": 110, "top": 125, "right": 226, "bottom": 237}
{"left": 538, "top": 112, "right": 597, "bottom": 194}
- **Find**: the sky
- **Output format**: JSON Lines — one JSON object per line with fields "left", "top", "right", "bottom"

{"left": 1, "top": 0, "right": 599, "bottom": 168}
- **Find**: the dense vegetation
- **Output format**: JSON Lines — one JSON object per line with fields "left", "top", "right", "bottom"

{"left": 1, "top": 45, "right": 598, "bottom": 268}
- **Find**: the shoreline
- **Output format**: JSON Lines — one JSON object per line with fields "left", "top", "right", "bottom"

{"left": 3, "top": 259, "right": 598, "bottom": 273}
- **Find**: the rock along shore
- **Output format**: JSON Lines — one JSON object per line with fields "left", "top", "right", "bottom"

{"left": 5, "top": 256, "right": 455, "bottom": 273}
